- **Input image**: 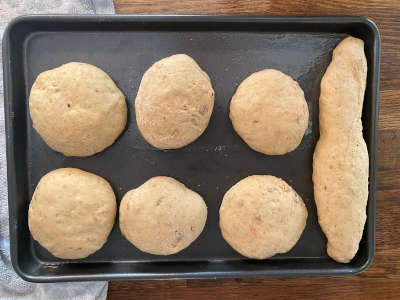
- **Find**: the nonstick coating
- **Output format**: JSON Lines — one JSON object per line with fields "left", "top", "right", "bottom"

{"left": 3, "top": 15, "right": 379, "bottom": 281}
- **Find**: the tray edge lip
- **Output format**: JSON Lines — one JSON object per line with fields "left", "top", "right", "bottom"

{"left": 2, "top": 11, "right": 26, "bottom": 284}
{"left": 2, "top": 13, "right": 383, "bottom": 25}
{"left": 13, "top": 264, "right": 369, "bottom": 283}
{"left": 362, "top": 14, "right": 381, "bottom": 277}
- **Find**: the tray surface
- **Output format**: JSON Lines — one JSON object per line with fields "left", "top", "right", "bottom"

{"left": 3, "top": 15, "right": 380, "bottom": 282}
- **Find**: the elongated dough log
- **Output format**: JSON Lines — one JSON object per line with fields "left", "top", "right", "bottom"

{"left": 313, "top": 36, "right": 369, "bottom": 263}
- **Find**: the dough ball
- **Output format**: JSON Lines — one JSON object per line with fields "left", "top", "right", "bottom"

{"left": 119, "top": 176, "right": 207, "bottom": 255}
{"left": 219, "top": 175, "right": 308, "bottom": 259}
{"left": 135, "top": 54, "right": 214, "bottom": 149}
{"left": 28, "top": 168, "right": 117, "bottom": 259}
{"left": 29, "top": 62, "right": 127, "bottom": 157}
{"left": 229, "top": 69, "right": 309, "bottom": 155}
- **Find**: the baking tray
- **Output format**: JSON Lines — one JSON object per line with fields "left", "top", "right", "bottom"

{"left": 3, "top": 15, "right": 380, "bottom": 282}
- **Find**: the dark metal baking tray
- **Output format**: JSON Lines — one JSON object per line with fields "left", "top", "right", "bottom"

{"left": 3, "top": 15, "right": 380, "bottom": 282}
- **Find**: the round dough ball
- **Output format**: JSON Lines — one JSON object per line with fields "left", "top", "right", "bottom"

{"left": 219, "top": 175, "right": 308, "bottom": 259}
{"left": 29, "top": 62, "right": 127, "bottom": 157}
{"left": 119, "top": 176, "right": 207, "bottom": 255}
{"left": 229, "top": 69, "right": 309, "bottom": 155}
{"left": 135, "top": 54, "right": 214, "bottom": 149}
{"left": 28, "top": 168, "right": 117, "bottom": 259}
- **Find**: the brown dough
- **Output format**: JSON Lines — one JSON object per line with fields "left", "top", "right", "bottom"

{"left": 229, "top": 69, "right": 309, "bottom": 155}
{"left": 119, "top": 176, "right": 207, "bottom": 255}
{"left": 28, "top": 168, "right": 117, "bottom": 259}
{"left": 29, "top": 62, "right": 127, "bottom": 157}
{"left": 135, "top": 54, "right": 214, "bottom": 149}
{"left": 313, "top": 36, "right": 369, "bottom": 263}
{"left": 219, "top": 175, "right": 308, "bottom": 259}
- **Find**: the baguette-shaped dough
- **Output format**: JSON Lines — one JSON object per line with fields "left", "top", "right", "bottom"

{"left": 313, "top": 36, "right": 369, "bottom": 263}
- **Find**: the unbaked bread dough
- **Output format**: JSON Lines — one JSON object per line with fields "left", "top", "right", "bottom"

{"left": 219, "top": 175, "right": 308, "bottom": 259}
{"left": 28, "top": 168, "right": 117, "bottom": 259}
{"left": 229, "top": 69, "right": 309, "bottom": 155}
{"left": 135, "top": 54, "right": 214, "bottom": 149}
{"left": 119, "top": 176, "right": 207, "bottom": 255}
{"left": 313, "top": 36, "right": 369, "bottom": 263}
{"left": 29, "top": 62, "right": 127, "bottom": 157}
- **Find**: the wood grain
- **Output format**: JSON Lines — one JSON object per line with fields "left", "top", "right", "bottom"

{"left": 109, "top": 0, "right": 400, "bottom": 299}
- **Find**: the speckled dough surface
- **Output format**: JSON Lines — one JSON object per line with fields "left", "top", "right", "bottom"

{"left": 135, "top": 54, "right": 215, "bottom": 149}
{"left": 229, "top": 69, "right": 309, "bottom": 155}
{"left": 119, "top": 176, "right": 207, "bottom": 255}
{"left": 29, "top": 62, "right": 127, "bottom": 157}
{"left": 28, "top": 168, "right": 117, "bottom": 259}
{"left": 313, "top": 36, "right": 369, "bottom": 263}
{"left": 219, "top": 175, "right": 308, "bottom": 259}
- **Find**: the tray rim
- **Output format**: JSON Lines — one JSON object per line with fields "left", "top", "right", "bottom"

{"left": 3, "top": 14, "right": 380, "bottom": 282}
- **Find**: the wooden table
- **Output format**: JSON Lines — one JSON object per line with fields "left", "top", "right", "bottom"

{"left": 109, "top": 1, "right": 400, "bottom": 299}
